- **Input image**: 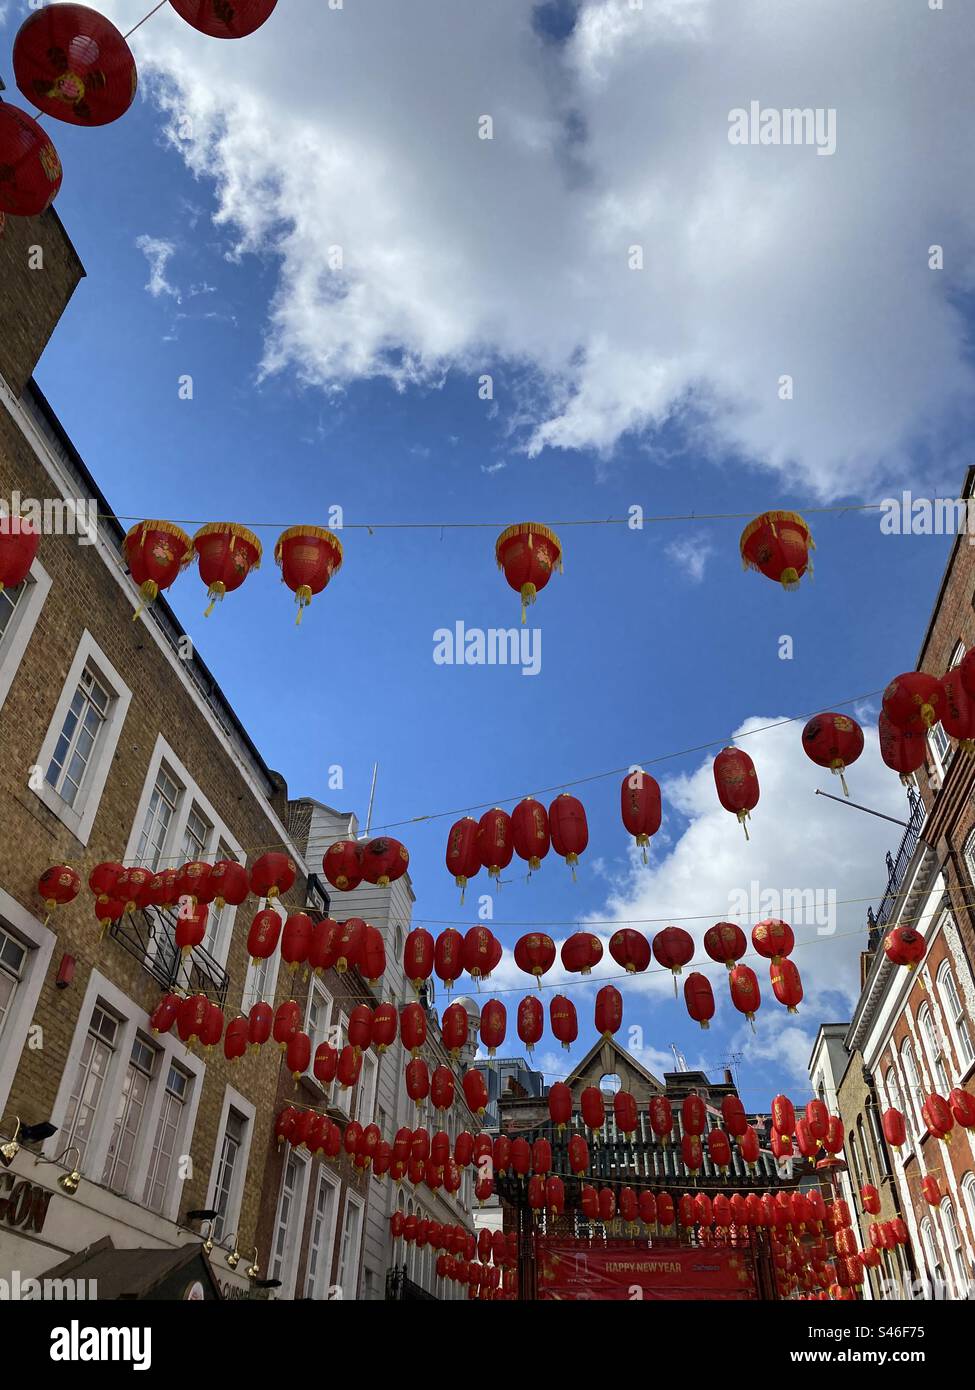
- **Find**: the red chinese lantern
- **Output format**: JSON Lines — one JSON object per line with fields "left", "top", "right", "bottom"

{"left": 175, "top": 902, "right": 208, "bottom": 956}
{"left": 752, "top": 919, "right": 794, "bottom": 963}
{"left": 883, "top": 925, "right": 926, "bottom": 969}
{"left": 314, "top": 1042, "right": 337, "bottom": 1086}
{"left": 462, "top": 926, "right": 498, "bottom": 982}
{"left": 431, "top": 1068, "right": 455, "bottom": 1113}
{"left": 652, "top": 926, "right": 694, "bottom": 992}
{"left": 115, "top": 867, "right": 154, "bottom": 915}
{"left": 722, "top": 1095, "right": 748, "bottom": 1137}
{"left": 169, "top": 0, "right": 277, "bottom": 37}
{"left": 445, "top": 818, "right": 480, "bottom": 900}
{"left": 878, "top": 710, "right": 928, "bottom": 784}
{"left": 247, "top": 1001, "right": 272, "bottom": 1049}
{"left": 208, "top": 859, "right": 248, "bottom": 910}
{"left": 548, "top": 1082, "right": 572, "bottom": 1133}
{"left": 89, "top": 861, "right": 124, "bottom": 921}
{"left": 347, "top": 1005, "right": 374, "bottom": 1053}
{"left": 580, "top": 1185, "right": 599, "bottom": 1222}
{"left": 177, "top": 993, "right": 208, "bottom": 1048}
{"left": 149, "top": 993, "right": 180, "bottom": 1036}
{"left": 730, "top": 963, "right": 761, "bottom": 1026}
{"left": 681, "top": 1133, "right": 703, "bottom": 1172}
{"left": 286, "top": 1030, "right": 310, "bottom": 1081}
{"left": 0, "top": 514, "right": 39, "bottom": 590}
{"left": 361, "top": 836, "right": 409, "bottom": 889}
{"left": 648, "top": 1096, "right": 673, "bottom": 1143}
{"left": 860, "top": 1184, "right": 881, "bottom": 1216}
{"left": 532, "top": 1137, "right": 552, "bottom": 1175}
{"left": 614, "top": 1090, "right": 638, "bottom": 1137}
{"left": 124, "top": 520, "right": 193, "bottom": 617}
{"left": 400, "top": 1002, "right": 427, "bottom": 1056}
{"left": 0, "top": 104, "right": 62, "bottom": 216}
{"left": 598, "top": 1188, "right": 616, "bottom": 1223}
{"left": 949, "top": 1087, "right": 975, "bottom": 1129}
{"left": 739, "top": 510, "right": 814, "bottom": 590}
{"left": 332, "top": 918, "right": 365, "bottom": 975}
{"left": 548, "top": 794, "right": 588, "bottom": 878}
{"left": 549, "top": 994, "right": 577, "bottom": 1051}
{"left": 771, "top": 1095, "right": 796, "bottom": 1136}
{"left": 462, "top": 1069, "right": 488, "bottom": 1117}
{"left": 249, "top": 851, "right": 296, "bottom": 903}
{"left": 512, "top": 797, "right": 550, "bottom": 873}
{"left": 922, "top": 1093, "right": 953, "bottom": 1140}
{"left": 223, "top": 1014, "right": 247, "bottom": 1062}
{"left": 770, "top": 959, "right": 803, "bottom": 1014}
{"left": 404, "top": 928, "right": 435, "bottom": 991}
{"left": 794, "top": 1118, "right": 818, "bottom": 1159}
{"left": 581, "top": 1086, "right": 604, "bottom": 1133}
{"left": 609, "top": 928, "right": 651, "bottom": 974}
{"left": 492, "top": 1135, "right": 510, "bottom": 1176}
{"left": 801, "top": 713, "right": 864, "bottom": 797}
{"left": 546, "top": 1175, "right": 565, "bottom": 1217}
{"left": 882, "top": 672, "right": 944, "bottom": 734}
{"left": 38, "top": 864, "right": 80, "bottom": 919}
{"left": 454, "top": 1131, "right": 474, "bottom": 1168}
{"left": 281, "top": 912, "right": 313, "bottom": 972}
{"left": 517, "top": 995, "right": 544, "bottom": 1053}
{"left": 191, "top": 522, "right": 261, "bottom": 616}
{"left": 405, "top": 1058, "right": 430, "bottom": 1107}
{"left": 823, "top": 1115, "right": 845, "bottom": 1156}
{"left": 681, "top": 1094, "right": 705, "bottom": 1136}
{"left": 435, "top": 929, "right": 464, "bottom": 990}
{"left": 921, "top": 1174, "right": 941, "bottom": 1206}
{"left": 940, "top": 666, "right": 975, "bottom": 749}
{"left": 594, "top": 984, "right": 622, "bottom": 1040}
{"left": 707, "top": 1130, "right": 732, "bottom": 1172}
{"left": 514, "top": 932, "right": 556, "bottom": 985}
{"left": 322, "top": 840, "right": 363, "bottom": 893}
{"left": 175, "top": 860, "right": 216, "bottom": 907}
{"left": 805, "top": 1098, "right": 829, "bottom": 1141}
{"left": 273, "top": 999, "right": 300, "bottom": 1050}
{"left": 890, "top": 1218, "right": 909, "bottom": 1246}
{"left": 495, "top": 522, "right": 562, "bottom": 623}
{"left": 620, "top": 769, "right": 661, "bottom": 862}
{"left": 337, "top": 1045, "right": 362, "bottom": 1091}
{"left": 739, "top": 1126, "right": 760, "bottom": 1168}
{"left": 246, "top": 908, "right": 281, "bottom": 964}
{"left": 360, "top": 924, "right": 385, "bottom": 985}
{"left": 713, "top": 746, "right": 760, "bottom": 839}
{"left": 882, "top": 1106, "right": 906, "bottom": 1149}
{"left": 274, "top": 525, "right": 342, "bottom": 624}
{"left": 477, "top": 809, "right": 514, "bottom": 884}
{"left": 684, "top": 972, "right": 715, "bottom": 1029}
{"left": 560, "top": 931, "right": 603, "bottom": 975}
{"left": 657, "top": 1192, "right": 675, "bottom": 1231}
{"left": 479, "top": 999, "right": 506, "bottom": 1056}
{"left": 441, "top": 1002, "right": 469, "bottom": 1058}
{"left": 568, "top": 1133, "right": 589, "bottom": 1177}
{"left": 704, "top": 921, "right": 747, "bottom": 970}
{"left": 638, "top": 1191, "right": 657, "bottom": 1227}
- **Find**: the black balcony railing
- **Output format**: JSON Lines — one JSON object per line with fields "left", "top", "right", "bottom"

{"left": 868, "top": 786, "right": 927, "bottom": 946}
{"left": 385, "top": 1265, "right": 438, "bottom": 1301}
{"left": 108, "top": 906, "right": 230, "bottom": 1007}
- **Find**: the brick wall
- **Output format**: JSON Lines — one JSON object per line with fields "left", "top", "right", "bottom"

{"left": 0, "top": 203, "right": 84, "bottom": 396}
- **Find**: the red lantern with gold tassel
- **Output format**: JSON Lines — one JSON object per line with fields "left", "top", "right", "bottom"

{"left": 620, "top": 768, "right": 661, "bottom": 862}
{"left": 400, "top": 1001, "right": 427, "bottom": 1056}
{"left": 739, "top": 1125, "right": 760, "bottom": 1169}
{"left": 949, "top": 1087, "right": 975, "bottom": 1129}
{"left": 648, "top": 1096, "right": 673, "bottom": 1144}
{"left": 581, "top": 1086, "right": 604, "bottom": 1135}
{"left": 882, "top": 1107, "right": 906, "bottom": 1149}
{"left": 684, "top": 972, "right": 715, "bottom": 1029}
{"left": 561, "top": 931, "right": 602, "bottom": 975}
{"left": 477, "top": 808, "right": 513, "bottom": 884}
{"left": 707, "top": 1129, "right": 732, "bottom": 1173}
{"left": 772, "top": 1094, "right": 796, "bottom": 1137}
{"left": 512, "top": 797, "right": 550, "bottom": 873}
{"left": 549, "top": 994, "right": 577, "bottom": 1051}
{"left": 609, "top": 928, "right": 651, "bottom": 974}
{"left": 192, "top": 523, "right": 261, "bottom": 616}
{"left": 752, "top": 918, "right": 794, "bottom": 963}
{"left": 713, "top": 746, "right": 760, "bottom": 839}
{"left": 322, "top": 840, "right": 363, "bottom": 893}
{"left": 273, "top": 999, "right": 300, "bottom": 1050}
{"left": 462, "top": 1069, "right": 488, "bottom": 1118}
{"left": 614, "top": 1090, "right": 638, "bottom": 1137}
{"left": 801, "top": 713, "right": 864, "bottom": 797}
{"left": 247, "top": 1001, "right": 272, "bottom": 1049}
{"left": 0, "top": 104, "right": 62, "bottom": 216}
{"left": 445, "top": 818, "right": 480, "bottom": 901}
{"left": 247, "top": 908, "right": 281, "bottom": 965}
{"left": 941, "top": 666, "right": 975, "bottom": 750}
{"left": 0, "top": 514, "right": 39, "bottom": 590}
{"left": 249, "top": 851, "right": 296, "bottom": 904}
{"left": 495, "top": 521, "right": 562, "bottom": 623}
{"left": 549, "top": 794, "right": 588, "bottom": 878}
{"left": 771, "top": 958, "right": 803, "bottom": 1014}
{"left": 281, "top": 913, "right": 313, "bottom": 973}
{"left": 169, "top": 0, "right": 277, "bottom": 38}
{"left": 806, "top": 1098, "right": 829, "bottom": 1142}
{"left": 286, "top": 1030, "right": 310, "bottom": 1082}
{"left": 431, "top": 1066, "right": 455, "bottom": 1113}
{"left": 404, "top": 928, "right": 435, "bottom": 991}
{"left": 921, "top": 1174, "right": 941, "bottom": 1206}
{"left": 568, "top": 1133, "right": 589, "bottom": 1177}
{"left": 38, "top": 864, "right": 80, "bottom": 921}
{"left": 681, "top": 1133, "right": 703, "bottom": 1172}
{"left": 638, "top": 1191, "right": 657, "bottom": 1228}
{"left": 704, "top": 921, "right": 747, "bottom": 970}
{"left": 361, "top": 836, "right": 409, "bottom": 889}
{"left": 682, "top": 1094, "right": 706, "bottom": 1136}
{"left": 730, "top": 963, "right": 761, "bottom": 1026}
{"left": 360, "top": 924, "right": 385, "bottom": 985}
{"left": 405, "top": 1058, "right": 430, "bottom": 1107}
{"left": 517, "top": 995, "right": 543, "bottom": 1055}
{"left": 224, "top": 1015, "right": 248, "bottom": 1062}
{"left": 514, "top": 932, "right": 556, "bottom": 986}
{"left": 652, "top": 926, "right": 694, "bottom": 994}
{"left": 548, "top": 1082, "right": 572, "bottom": 1134}
{"left": 347, "top": 1005, "right": 374, "bottom": 1053}
{"left": 175, "top": 902, "right": 208, "bottom": 956}
{"left": 435, "top": 929, "right": 465, "bottom": 990}
{"left": 722, "top": 1095, "right": 747, "bottom": 1137}
{"left": 479, "top": 999, "right": 506, "bottom": 1056}
{"left": 209, "top": 859, "right": 248, "bottom": 910}
{"left": 922, "top": 1093, "right": 953, "bottom": 1140}
{"left": 739, "top": 509, "right": 814, "bottom": 590}
{"left": 883, "top": 672, "right": 944, "bottom": 734}
{"left": 594, "top": 984, "right": 622, "bottom": 1040}
{"left": 878, "top": 710, "right": 928, "bottom": 784}
{"left": 124, "top": 520, "right": 192, "bottom": 618}
{"left": 274, "top": 525, "right": 342, "bottom": 625}
{"left": 441, "top": 1002, "right": 469, "bottom": 1059}
{"left": 883, "top": 925, "right": 926, "bottom": 970}
{"left": 149, "top": 994, "right": 180, "bottom": 1036}
{"left": 861, "top": 1184, "right": 881, "bottom": 1216}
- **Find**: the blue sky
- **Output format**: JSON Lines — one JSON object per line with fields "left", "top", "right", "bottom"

{"left": 4, "top": 0, "right": 972, "bottom": 1110}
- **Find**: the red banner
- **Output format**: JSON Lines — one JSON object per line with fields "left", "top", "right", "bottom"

{"left": 535, "top": 1239, "right": 756, "bottom": 1301}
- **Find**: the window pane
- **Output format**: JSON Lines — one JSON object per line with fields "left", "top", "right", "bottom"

{"left": 45, "top": 667, "right": 109, "bottom": 805}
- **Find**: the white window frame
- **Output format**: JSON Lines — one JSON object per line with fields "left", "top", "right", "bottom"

{"left": 142, "top": 1057, "right": 193, "bottom": 1218}
{"left": 336, "top": 1190, "right": 365, "bottom": 1300}
{"left": 918, "top": 1004, "right": 951, "bottom": 1096}
{"left": 123, "top": 734, "right": 245, "bottom": 971}
{"left": 43, "top": 970, "right": 204, "bottom": 1207}
{"left": 939, "top": 1197, "right": 966, "bottom": 1297}
{"left": 0, "top": 557, "right": 51, "bottom": 714}
{"left": 269, "top": 1146, "right": 311, "bottom": 1299}
{"left": 0, "top": 886, "right": 56, "bottom": 1118}
{"left": 356, "top": 1049, "right": 379, "bottom": 1125}
{"left": 303, "top": 977, "right": 334, "bottom": 1100}
{"left": 937, "top": 959, "right": 975, "bottom": 1075}
{"left": 31, "top": 629, "right": 132, "bottom": 844}
{"left": 901, "top": 1039, "right": 926, "bottom": 1134}
{"left": 205, "top": 1085, "right": 256, "bottom": 1248}
{"left": 305, "top": 1164, "right": 342, "bottom": 1299}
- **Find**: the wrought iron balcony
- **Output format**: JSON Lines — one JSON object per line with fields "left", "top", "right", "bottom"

{"left": 108, "top": 906, "right": 230, "bottom": 1008}
{"left": 868, "top": 785, "right": 927, "bottom": 946}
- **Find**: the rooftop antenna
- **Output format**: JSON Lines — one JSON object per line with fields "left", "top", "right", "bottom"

{"left": 364, "top": 762, "right": 378, "bottom": 836}
{"left": 670, "top": 1043, "right": 689, "bottom": 1072}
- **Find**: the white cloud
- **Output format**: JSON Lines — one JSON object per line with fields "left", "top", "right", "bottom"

{"left": 113, "top": 0, "right": 975, "bottom": 495}
{"left": 135, "top": 234, "right": 180, "bottom": 301}
{"left": 665, "top": 532, "right": 713, "bottom": 581}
